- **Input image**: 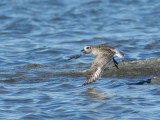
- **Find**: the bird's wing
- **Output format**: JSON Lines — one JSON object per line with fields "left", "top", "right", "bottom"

{"left": 83, "top": 54, "right": 113, "bottom": 86}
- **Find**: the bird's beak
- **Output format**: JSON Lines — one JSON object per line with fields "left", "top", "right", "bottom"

{"left": 81, "top": 49, "right": 84, "bottom": 52}
{"left": 81, "top": 49, "right": 87, "bottom": 54}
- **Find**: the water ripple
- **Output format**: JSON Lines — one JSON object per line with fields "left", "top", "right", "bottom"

{"left": 0, "top": 0, "right": 160, "bottom": 119}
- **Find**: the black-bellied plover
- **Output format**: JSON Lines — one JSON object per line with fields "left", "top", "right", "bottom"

{"left": 70, "top": 45, "right": 124, "bottom": 86}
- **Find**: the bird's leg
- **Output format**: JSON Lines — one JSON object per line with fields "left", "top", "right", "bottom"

{"left": 113, "top": 57, "right": 119, "bottom": 69}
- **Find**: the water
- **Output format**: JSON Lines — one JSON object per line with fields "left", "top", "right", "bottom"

{"left": 0, "top": 0, "right": 160, "bottom": 119}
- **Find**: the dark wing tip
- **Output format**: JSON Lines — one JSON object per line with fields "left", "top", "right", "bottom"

{"left": 82, "top": 83, "right": 87, "bottom": 86}
{"left": 82, "top": 81, "right": 89, "bottom": 86}
{"left": 82, "top": 78, "right": 96, "bottom": 86}
{"left": 69, "top": 55, "right": 81, "bottom": 60}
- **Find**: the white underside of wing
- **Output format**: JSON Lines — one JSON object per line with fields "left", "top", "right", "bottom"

{"left": 93, "top": 67, "right": 102, "bottom": 80}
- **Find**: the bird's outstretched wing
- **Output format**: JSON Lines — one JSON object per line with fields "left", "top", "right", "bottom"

{"left": 83, "top": 54, "right": 113, "bottom": 86}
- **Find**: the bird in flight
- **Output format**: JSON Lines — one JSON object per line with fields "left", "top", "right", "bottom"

{"left": 69, "top": 45, "right": 124, "bottom": 86}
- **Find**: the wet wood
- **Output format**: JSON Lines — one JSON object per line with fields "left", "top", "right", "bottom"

{"left": 57, "top": 58, "right": 160, "bottom": 78}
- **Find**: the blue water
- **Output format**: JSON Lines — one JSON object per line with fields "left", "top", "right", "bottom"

{"left": 0, "top": 0, "right": 160, "bottom": 120}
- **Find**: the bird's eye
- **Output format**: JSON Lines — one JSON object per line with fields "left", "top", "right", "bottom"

{"left": 86, "top": 47, "right": 90, "bottom": 49}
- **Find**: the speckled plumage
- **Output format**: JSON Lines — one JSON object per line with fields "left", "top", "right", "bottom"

{"left": 82, "top": 45, "right": 124, "bottom": 86}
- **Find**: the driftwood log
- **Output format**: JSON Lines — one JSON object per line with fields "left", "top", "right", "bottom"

{"left": 56, "top": 58, "right": 160, "bottom": 83}
{"left": 57, "top": 58, "right": 160, "bottom": 77}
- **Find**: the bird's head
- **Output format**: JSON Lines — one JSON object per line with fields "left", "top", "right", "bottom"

{"left": 81, "top": 45, "right": 92, "bottom": 54}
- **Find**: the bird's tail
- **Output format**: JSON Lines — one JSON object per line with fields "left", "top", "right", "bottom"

{"left": 114, "top": 49, "right": 124, "bottom": 58}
